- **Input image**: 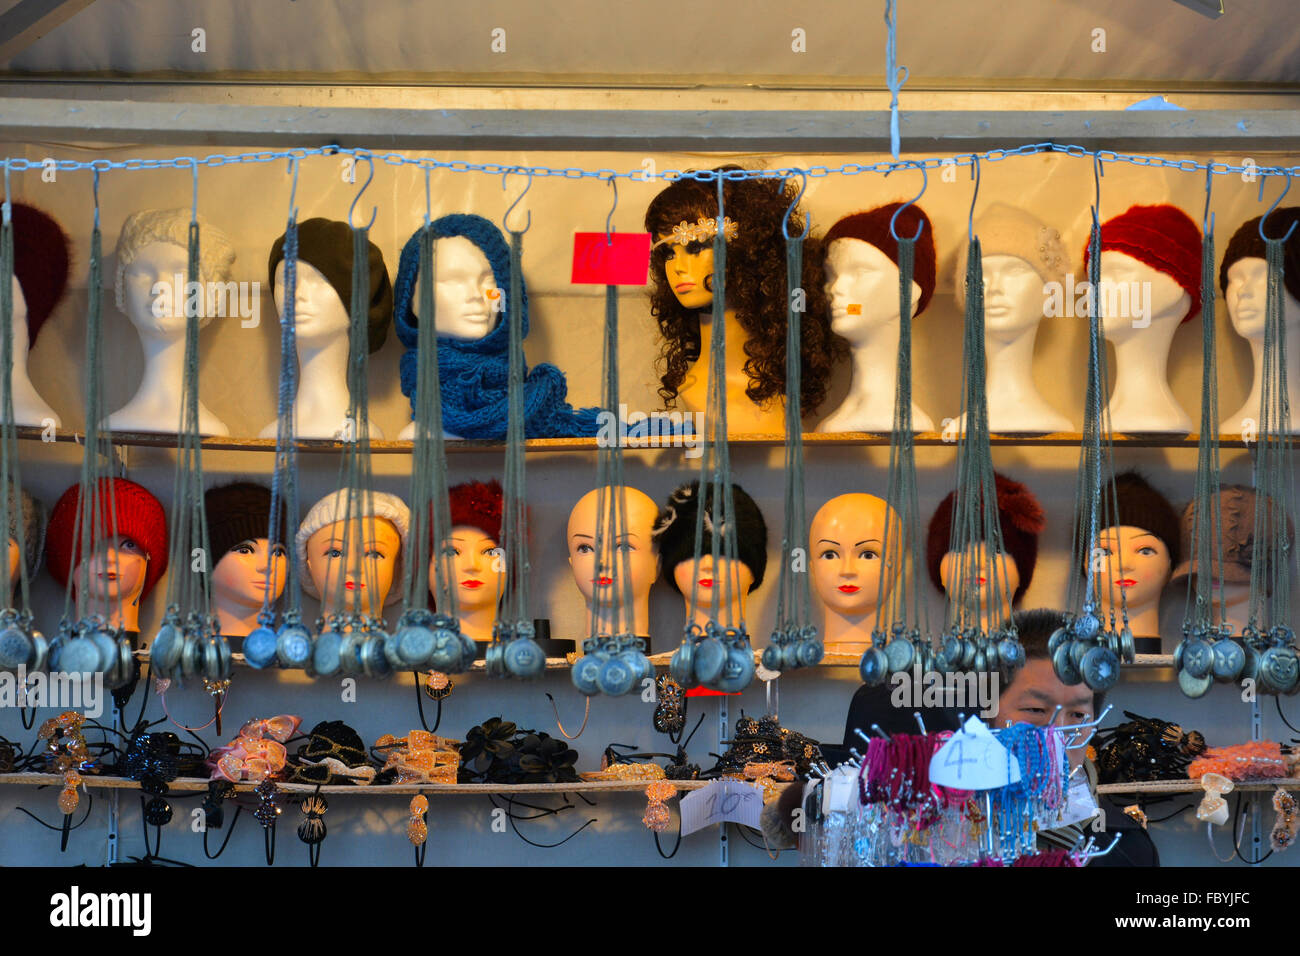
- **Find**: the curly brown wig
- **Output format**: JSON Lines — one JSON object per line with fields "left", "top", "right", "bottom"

{"left": 644, "top": 166, "right": 841, "bottom": 413}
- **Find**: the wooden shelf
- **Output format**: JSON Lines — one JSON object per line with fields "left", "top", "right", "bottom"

{"left": 1097, "top": 777, "right": 1300, "bottom": 796}
{"left": 0, "top": 772, "right": 711, "bottom": 796}
{"left": 15, "top": 425, "right": 1273, "bottom": 455}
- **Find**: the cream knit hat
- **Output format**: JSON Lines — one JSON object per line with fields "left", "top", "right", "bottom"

{"left": 954, "top": 202, "right": 1069, "bottom": 310}
{"left": 296, "top": 489, "right": 410, "bottom": 606}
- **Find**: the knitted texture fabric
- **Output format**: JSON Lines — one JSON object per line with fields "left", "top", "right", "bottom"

{"left": 294, "top": 489, "right": 410, "bottom": 604}
{"left": 5, "top": 486, "right": 46, "bottom": 580}
{"left": 823, "top": 202, "right": 937, "bottom": 315}
{"left": 447, "top": 479, "right": 504, "bottom": 544}
{"left": 268, "top": 217, "right": 393, "bottom": 354}
{"left": 45, "top": 478, "right": 169, "bottom": 598}
{"left": 203, "top": 481, "right": 284, "bottom": 562}
{"left": 1219, "top": 207, "right": 1300, "bottom": 303}
{"left": 1170, "top": 485, "right": 1293, "bottom": 590}
{"left": 392, "top": 214, "right": 602, "bottom": 439}
{"left": 7, "top": 201, "right": 71, "bottom": 347}
{"left": 113, "top": 208, "right": 236, "bottom": 317}
{"left": 1082, "top": 204, "right": 1202, "bottom": 324}
{"left": 652, "top": 480, "right": 768, "bottom": 594}
{"left": 925, "top": 472, "right": 1045, "bottom": 606}
{"left": 1098, "top": 470, "right": 1181, "bottom": 569}
{"left": 953, "top": 202, "right": 1070, "bottom": 310}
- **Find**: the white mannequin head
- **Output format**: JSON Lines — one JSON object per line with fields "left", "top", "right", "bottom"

{"left": 980, "top": 255, "right": 1047, "bottom": 341}
{"left": 1225, "top": 257, "right": 1300, "bottom": 339}
{"left": 426, "top": 235, "right": 500, "bottom": 340}
{"left": 273, "top": 259, "right": 350, "bottom": 348}
{"left": 824, "top": 238, "right": 920, "bottom": 343}
{"left": 1097, "top": 250, "right": 1190, "bottom": 344}
{"left": 567, "top": 486, "right": 659, "bottom": 637}
{"left": 9, "top": 277, "right": 27, "bottom": 356}
{"left": 114, "top": 208, "right": 235, "bottom": 335}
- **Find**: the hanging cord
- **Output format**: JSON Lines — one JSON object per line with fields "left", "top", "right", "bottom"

{"left": 487, "top": 793, "right": 597, "bottom": 848}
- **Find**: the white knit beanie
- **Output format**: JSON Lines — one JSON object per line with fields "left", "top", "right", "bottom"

{"left": 114, "top": 208, "right": 237, "bottom": 317}
{"left": 953, "top": 202, "right": 1069, "bottom": 310}
{"left": 296, "top": 489, "right": 410, "bottom": 606}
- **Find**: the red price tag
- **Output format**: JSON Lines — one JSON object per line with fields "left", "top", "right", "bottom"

{"left": 571, "top": 232, "right": 652, "bottom": 286}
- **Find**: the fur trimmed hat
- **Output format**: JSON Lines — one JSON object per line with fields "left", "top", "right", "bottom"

{"left": 1219, "top": 208, "right": 1300, "bottom": 304}
{"left": 1096, "top": 471, "right": 1181, "bottom": 570}
{"left": 1170, "top": 485, "right": 1293, "bottom": 592}
{"left": 925, "top": 473, "right": 1045, "bottom": 606}
{"left": 652, "top": 480, "right": 768, "bottom": 594}
{"left": 114, "top": 208, "right": 236, "bottom": 317}
{"left": 447, "top": 479, "right": 505, "bottom": 544}
{"left": 824, "top": 202, "right": 937, "bottom": 316}
{"left": 269, "top": 218, "right": 393, "bottom": 354}
{"left": 954, "top": 202, "right": 1069, "bottom": 310}
{"left": 4, "top": 486, "right": 46, "bottom": 582}
{"left": 7, "top": 202, "right": 71, "bottom": 347}
{"left": 295, "top": 489, "right": 410, "bottom": 605}
{"left": 1082, "top": 204, "right": 1202, "bottom": 324}
{"left": 46, "top": 478, "right": 168, "bottom": 599}
{"left": 204, "top": 481, "right": 287, "bottom": 563}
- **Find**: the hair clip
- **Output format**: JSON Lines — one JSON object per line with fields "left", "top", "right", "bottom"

{"left": 423, "top": 670, "right": 454, "bottom": 701}
{"left": 652, "top": 215, "right": 739, "bottom": 250}
{"left": 408, "top": 794, "right": 429, "bottom": 847}
{"left": 1123, "top": 804, "right": 1148, "bottom": 829}
{"left": 239, "top": 714, "right": 302, "bottom": 743}
{"left": 253, "top": 778, "right": 282, "bottom": 865}
{"left": 1271, "top": 787, "right": 1298, "bottom": 852}
{"left": 297, "top": 790, "right": 328, "bottom": 866}
{"left": 374, "top": 731, "right": 460, "bottom": 784}
{"left": 1196, "top": 773, "right": 1234, "bottom": 825}
{"left": 643, "top": 780, "right": 677, "bottom": 832}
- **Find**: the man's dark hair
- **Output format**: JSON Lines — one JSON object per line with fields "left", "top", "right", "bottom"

{"left": 999, "top": 607, "right": 1104, "bottom": 715}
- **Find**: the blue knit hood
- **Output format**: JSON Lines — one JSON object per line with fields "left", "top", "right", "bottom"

{"left": 394, "top": 214, "right": 601, "bottom": 439}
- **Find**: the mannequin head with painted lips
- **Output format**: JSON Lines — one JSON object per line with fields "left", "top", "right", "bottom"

{"left": 297, "top": 490, "right": 410, "bottom": 619}
{"left": 204, "top": 482, "right": 288, "bottom": 637}
{"left": 441, "top": 480, "right": 506, "bottom": 643}
{"left": 567, "top": 486, "right": 660, "bottom": 645}
{"left": 809, "top": 493, "right": 901, "bottom": 655}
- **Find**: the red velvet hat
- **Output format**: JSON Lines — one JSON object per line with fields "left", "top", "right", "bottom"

{"left": 45, "top": 478, "right": 169, "bottom": 599}
{"left": 824, "top": 202, "right": 937, "bottom": 315}
{"left": 447, "top": 479, "right": 504, "bottom": 544}
{"left": 1082, "top": 204, "right": 1202, "bottom": 323}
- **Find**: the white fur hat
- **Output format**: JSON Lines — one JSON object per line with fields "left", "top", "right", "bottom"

{"left": 296, "top": 489, "right": 411, "bottom": 606}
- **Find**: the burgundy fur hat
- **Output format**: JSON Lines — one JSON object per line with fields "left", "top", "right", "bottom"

{"left": 447, "top": 479, "right": 505, "bottom": 544}
{"left": 9, "top": 202, "right": 71, "bottom": 347}
{"left": 824, "top": 202, "right": 937, "bottom": 315}
{"left": 925, "top": 473, "right": 1046, "bottom": 606}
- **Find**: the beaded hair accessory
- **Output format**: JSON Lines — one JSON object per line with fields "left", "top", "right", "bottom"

{"left": 642, "top": 780, "right": 677, "bottom": 832}
{"left": 37, "top": 711, "right": 88, "bottom": 815}
{"left": 652, "top": 216, "right": 739, "bottom": 250}
{"left": 374, "top": 731, "right": 460, "bottom": 784}
{"left": 1271, "top": 788, "right": 1297, "bottom": 852}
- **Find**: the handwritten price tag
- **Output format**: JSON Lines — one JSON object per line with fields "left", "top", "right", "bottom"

{"left": 928, "top": 716, "right": 1021, "bottom": 790}
{"left": 570, "top": 232, "right": 652, "bottom": 285}
{"left": 680, "top": 779, "right": 764, "bottom": 836}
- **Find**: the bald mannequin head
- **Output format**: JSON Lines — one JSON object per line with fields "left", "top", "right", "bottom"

{"left": 567, "top": 486, "right": 660, "bottom": 640}
{"left": 810, "top": 494, "right": 901, "bottom": 654}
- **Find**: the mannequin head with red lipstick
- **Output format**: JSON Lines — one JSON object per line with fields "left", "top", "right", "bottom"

{"left": 1089, "top": 471, "right": 1180, "bottom": 641}
{"left": 443, "top": 480, "right": 506, "bottom": 643}
{"left": 567, "top": 486, "right": 659, "bottom": 648}
{"left": 810, "top": 493, "right": 902, "bottom": 656}
{"left": 297, "top": 489, "right": 410, "bottom": 619}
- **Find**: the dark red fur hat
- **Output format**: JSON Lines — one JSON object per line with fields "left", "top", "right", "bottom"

{"left": 447, "top": 479, "right": 505, "bottom": 544}
{"left": 824, "top": 201, "right": 937, "bottom": 316}
{"left": 9, "top": 202, "right": 71, "bottom": 347}
{"left": 925, "top": 472, "right": 1046, "bottom": 606}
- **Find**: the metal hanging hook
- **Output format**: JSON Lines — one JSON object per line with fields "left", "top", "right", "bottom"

{"left": 782, "top": 170, "right": 810, "bottom": 241}
{"left": 2, "top": 161, "right": 10, "bottom": 226}
{"left": 884, "top": 160, "right": 927, "bottom": 242}
{"left": 1092, "top": 152, "right": 1105, "bottom": 225}
{"left": 1203, "top": 163, "right": 1215, "bottom": 236}
{"left": 347, "top": 152, "right": 377, "bottom": 231}
{"left": 967, "top": 154, "right": 981, "bottom": 244}
{"left": 605, "top": 174, "right": 618, "bottom": 245}
{"left": 1258, "top": 169, "right": 1298, "bottom": 242}
{"left": 501, "top": 167, "right": 533, "bottom": 235}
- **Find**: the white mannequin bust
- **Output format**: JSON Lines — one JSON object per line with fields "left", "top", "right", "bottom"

{"left": 107, "top": 216, "right": 235, "bottom": 436}
{"left": 817, "top": 237, "right": 933, "bottom": 433}
{"left": 1221, "top": 257, "right": 1300, "bottom": 434}
{"left": 260, "top": 259, "right": 384, "bottom": 440}
{"left": 1098, "top": 250, "right": 1193, "bottom": 433}
{"left": 399, "top": 236, "right": 501, "bottom": 441}
{"left": 5, "top": 277, "right": 59, "bottom": 427}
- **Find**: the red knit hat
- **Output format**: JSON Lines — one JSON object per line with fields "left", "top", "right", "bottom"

{"left": 46, "top": 478, "right": 169, "bottom": 599}
{"left": 7, "top": 201, "right": 71, "bottom": 347}
{"left": 824, "top": 202, "right": 937, "bottom": 315}
{"left": 447, "top": 479, "right": 504, "bottom": 544}
{"left": 925, "top": 473, "right": 1046, "bottom": 606}
{"left": 1082, "top": 204, "right": 1202, "bottom": 324}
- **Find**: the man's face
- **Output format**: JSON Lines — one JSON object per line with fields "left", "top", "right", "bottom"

{"left": 997, "top": 658, "right": 1096, "bottom": 771}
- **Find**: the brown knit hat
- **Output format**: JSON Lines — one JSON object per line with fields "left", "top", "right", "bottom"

{"left": 1219, "top": 208, "right": 1300, "bottom": 304}
{"left": 1096, "top": 471, "right": 1182, "bottom": 571}
{"left": 204, "top": 482, "right": 287, "bottom": 562}
{"left": 1170, "top": 485, "right": 1294, "bottom": 593}
{"left": 824, "top": 202, "right": 937, "bottom": 316}
{"left": 925, "top": 473, "right": 1045, "bottom": 606}
{"left": 268, "top": 218, "right": 393, "bottom": 354}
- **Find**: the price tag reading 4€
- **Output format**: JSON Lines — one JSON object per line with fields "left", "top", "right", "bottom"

{"left": 928, "top": 716, "right": 1021, "bottom": 790}
{"left": 680, "top": 779, "right": 764, "bottom": 836}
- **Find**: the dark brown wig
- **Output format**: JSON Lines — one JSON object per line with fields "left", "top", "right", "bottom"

{"left": 644, "top": 166, "right": 841, "bottom": 413}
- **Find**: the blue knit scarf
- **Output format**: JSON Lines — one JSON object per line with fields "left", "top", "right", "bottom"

{"left": 394, "top": 213, "right": 602, "bottom": 439}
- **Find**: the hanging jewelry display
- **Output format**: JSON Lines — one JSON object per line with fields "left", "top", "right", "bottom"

{"left": 485, "top": 172, "right": 545, "bottom": 679}
{"left": 149, "top": 166, "right": 229, "bottom": 693}
{"left": 668, "top": 171, "right": 756, "bottom": 693}
{"left": 763, "top": 174, "right": 823, "bottom": 675}
{"left": 244, "top": 161, "right": 311, "bottom": 671}
{"left": 0, "top": 169, "right": 44, "bottom": 676}
{"left": 46, "top": 171, "right": 136, "bottom": 691}
{"left": 938, "top": 158, "right": 1022, "bottom": 678}
{"left": 390, "top": 169, "right": 474, "bottom": 676}
{"left": 1054, "top": 159, "right": 1131, "bottom": 692}
{"left": 860, "top": 165, "right": 930, "bottom": 687}
{"left": 571, "top": 178, "right": 651, "bottom": 697}
{"left": 1240, "top": 176, "right": 1299, "bottom": 696}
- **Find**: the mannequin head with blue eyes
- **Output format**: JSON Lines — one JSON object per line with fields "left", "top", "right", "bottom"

{"left": 567, "top": 486, "right": 659, "bottom": 647}
{"left": 810, "top": 493, "right": 900, "bottom": 656}
{"left": 296, "top": 490, "right": 410, "bottom": 618}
